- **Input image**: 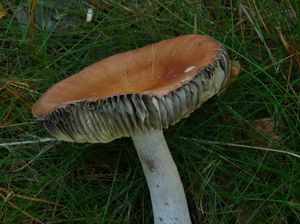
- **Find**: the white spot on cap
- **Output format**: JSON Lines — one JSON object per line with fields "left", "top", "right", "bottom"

{"left": 184, "top": 66, "right": 196, "bottom": 73}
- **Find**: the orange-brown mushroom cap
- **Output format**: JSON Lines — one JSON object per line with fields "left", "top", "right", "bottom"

{"left": 33, "top": 35, "right": 229, "bottom": 143}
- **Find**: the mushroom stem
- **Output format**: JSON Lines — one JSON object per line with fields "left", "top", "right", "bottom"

{"left": 132, "top": 129, "right": 192, "bottom": 224}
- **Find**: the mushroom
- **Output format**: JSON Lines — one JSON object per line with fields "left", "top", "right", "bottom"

{"left": 32, "top": 34, "right": 229, "bottom": 224}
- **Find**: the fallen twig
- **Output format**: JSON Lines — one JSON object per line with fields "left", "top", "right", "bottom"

{"left": 0, "top": 188, "right": 64, "bottom": 207}
{"left": 0, "top": 192, "right": 44, "bottom": 223}
{"left": 0, "top": 138, "right": 58, "bottom": 147}
{"left": 181, "top": 137, "right": 300, "bottom": 159}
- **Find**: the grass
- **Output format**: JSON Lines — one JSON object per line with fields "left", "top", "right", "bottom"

{"left": 1, "top": 0, "right": 300, "bottom": 223}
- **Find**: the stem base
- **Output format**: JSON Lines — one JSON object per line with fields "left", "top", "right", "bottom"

{"left": 132, "top": 129, "right": 191, "bottom": 224}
